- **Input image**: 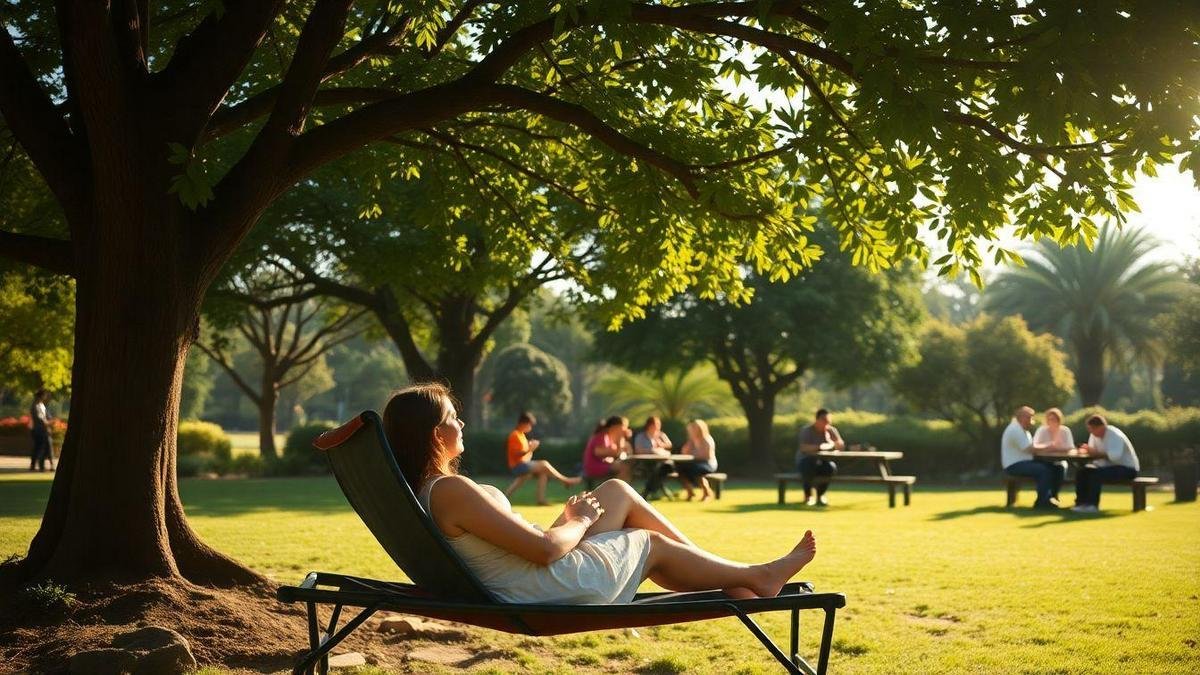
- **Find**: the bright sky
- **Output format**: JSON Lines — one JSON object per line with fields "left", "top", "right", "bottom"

{"left": 974, "top": 166, "right": 1200, "bottom": 272}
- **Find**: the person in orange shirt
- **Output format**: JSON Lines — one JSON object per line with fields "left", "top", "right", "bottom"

{"left": 504, "top": 412, "right": 581, "bottom": 505}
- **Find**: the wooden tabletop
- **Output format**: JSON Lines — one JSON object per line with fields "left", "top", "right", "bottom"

{"left": 815, "top": 450, "right": 903, "bottom": 460}
{"left": 626, "top": 453, "right": 695, "bottom": 462}
{"left": 1034, "top": 450, "right": 1102, "bottom": 463}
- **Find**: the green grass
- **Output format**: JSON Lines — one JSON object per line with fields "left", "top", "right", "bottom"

{"left": 2, "top": 473, "right": 1198, "bottom": 674}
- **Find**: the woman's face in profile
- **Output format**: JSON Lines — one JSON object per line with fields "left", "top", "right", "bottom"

{"left": 435, "top": 403, "right": 466, "bottom": 456}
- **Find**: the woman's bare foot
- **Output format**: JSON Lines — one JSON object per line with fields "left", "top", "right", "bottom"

{"left": 699, "top": 493, "right": 712, "bottom": 502}
{"left": 750, "top": 530, "right": 817, "bottom": 598}
{"left": 563, "top": 476, "right": 582, "bottom": 487}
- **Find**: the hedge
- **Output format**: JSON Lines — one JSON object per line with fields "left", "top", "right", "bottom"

{"left": 276, "top": 421, "right": 339, "bottom": 475}
{"left": 177, "top": 421, "right": 232, "bottom": 462}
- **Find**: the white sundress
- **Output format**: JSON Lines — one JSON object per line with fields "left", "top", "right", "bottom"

{"left": 420, "top": 476, "right": 651, "bottom": 604}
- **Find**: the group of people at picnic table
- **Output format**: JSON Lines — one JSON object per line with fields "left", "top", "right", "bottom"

{"left": 1002, "top": 406, "right": 1141, "bottom": 512}
{"left": 503, "top": 412, "right": 720, "bottom": 503}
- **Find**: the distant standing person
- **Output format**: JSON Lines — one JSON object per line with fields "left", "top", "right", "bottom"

{"left": 796, "top": 409, "right": 844, "bottom": 506}
{"left": 633, "top": 416, "right": 674, "bottom": 496}
{"left": 1002, "top": 405, "right": 1063, "bottom": 509}
{"left": 678, "top": 419, "right": 718, "bottom": 501}
{"left": 583, "top": 416, "right": 632, "bottom": 483}
{"left": 1072, "top": 415, "right": 1140, "bottom": 513}
{"left": 29, "top": 389, "right": 53, "bottom": 472}
{"left": 504, "top": 412, "right": 581, "bottom": 505}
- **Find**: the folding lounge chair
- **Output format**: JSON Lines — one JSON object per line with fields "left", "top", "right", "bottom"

{"left": 277, "top": 411, "right": 846, "bottom": 674}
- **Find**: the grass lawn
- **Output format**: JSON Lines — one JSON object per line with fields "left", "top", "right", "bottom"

{"left": 2, "top": 471, "right": 1197, "bottom": 674}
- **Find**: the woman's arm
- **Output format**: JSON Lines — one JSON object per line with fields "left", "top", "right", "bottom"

{"left": 430, "top": 476, "right": 600, "bottom": 565}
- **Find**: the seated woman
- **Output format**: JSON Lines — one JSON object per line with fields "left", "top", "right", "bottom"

{"left": 384, "top": 384, "right": 816, "bottom": 604}
{"left": 582, "top": 416, "right": 633, "bottom": 483}
{"left": 678, "top": 419, "right": 718, "bottom": 501}
{"left": 1032, "top": 407, "right": 1074, "bottom": 451}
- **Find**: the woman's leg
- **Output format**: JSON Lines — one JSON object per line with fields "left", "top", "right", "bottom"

{"left": 644, "top": 530, "right": 817, "bottom": 598}
{"left": 553, "top": 479, "right": 694, "bottom": 545}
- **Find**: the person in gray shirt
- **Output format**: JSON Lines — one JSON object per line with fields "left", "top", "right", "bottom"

{"left": 796, "top": 408, "right": 844, "bottom": 506}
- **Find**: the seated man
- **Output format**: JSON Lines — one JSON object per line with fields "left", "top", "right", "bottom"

{"left": 504, "top": 412, "right": 580, "bottom": 505}
{"left": 633, "top": 416, "right": 673, "bottom": 496}
{"left": 1072, "top": 415, "right": 1140, "bottom": 513}
{"left": 796, "top": 409, "right": 843, "bottom": 506}
{"left": 1002, "top": 405, "right": 1064, "bottom": 509}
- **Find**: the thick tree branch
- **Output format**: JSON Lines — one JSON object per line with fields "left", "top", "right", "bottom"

{"left": 0, "top": 28, "right": 88, "bottom": 223}
{"left": 159, "top": 1, "right": 285, "bottom": 138}
{"left": 204, "top": 14, "right": 412, "bottom": 141}
{"left": 0, "top": 230, "right": 75, "bottom": 277}
{"left": 111, "top": 0, "right": 149, "bottom": 73}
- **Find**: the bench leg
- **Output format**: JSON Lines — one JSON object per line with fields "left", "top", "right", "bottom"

{"left": 778, "top": 480, "right": 787, "bottom": 505}
{"left": 1005, "top": 480, "right": 1018, "bottom": 508}
{"left": 888, "top": 484, "right": 896, "bottom": 508}
{"left": 714, "top": 481, "right": 722, "bottom": 500}
{"left": 903, "top": 484, "right": 911, "bottom": 506}
{"left": 1133, "top": 486, "right": 1147, "bottom": 512}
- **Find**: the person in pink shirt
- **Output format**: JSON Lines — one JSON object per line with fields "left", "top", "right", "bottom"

{"left": 583, "top": 416, "right": 632, "bottom": 482}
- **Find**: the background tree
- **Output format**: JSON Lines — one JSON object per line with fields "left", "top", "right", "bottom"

{"left": 1, "top": 0, "right": 1196, "bottom": 588}
{"left": 985, "top": 224, "right": 1187, "bottom": 405}
{"left": 198, "top": 271, "right": 367, "bottom": 459}
{"left": 488, "top": 343, "right": 573, "bottom": 432}
{"left": 179, "top": 349, "right": 215, "bottom": 421}
{"left": 0, "top": 272, "right": 73, "bottom": 396}
{"left": 594, "top": 366, "right": 738, "bottom": 423}
{"left": 893, "top": 315, "right": 1076, "bottom": 453}
{"left": 1158, "top": 259, "right": 1200, "bottom": 406}
{"left": 595, "top": 231, "right": 925, "bottom": 470}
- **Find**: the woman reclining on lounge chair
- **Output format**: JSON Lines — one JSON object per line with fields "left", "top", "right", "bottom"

{"left": 383, "top": 383, "right": 817, "bottom": 605}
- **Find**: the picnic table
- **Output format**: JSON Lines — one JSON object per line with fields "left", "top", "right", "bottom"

{"left": 623, "top": 453, "right": 727, "bottom": 500}
{"left": 1004, "top": 448, "right": 1159, "bottom": 511}
{"left": 775, "top": 448, "right": 916, "bottom": 508}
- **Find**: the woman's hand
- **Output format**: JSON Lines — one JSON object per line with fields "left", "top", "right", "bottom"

{"left": 563, "top": 491, "right": 605, "bottom": 525}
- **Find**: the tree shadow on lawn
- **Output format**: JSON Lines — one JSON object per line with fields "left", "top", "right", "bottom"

{"left": 928, "top": 504, "right": 1130, "bottom": 528}
{"left": 0, "top": 475, "right": 355, "bottom": 519}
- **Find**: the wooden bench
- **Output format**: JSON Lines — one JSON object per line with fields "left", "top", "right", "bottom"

{"left": 1003, "top": 475, "right": 1159, "bottom": 512}
{"left": 775, "top": 473, "right": 916, "bottom": 508}
{"left": 586, "top": 472, "right": 728, "bottom": 499}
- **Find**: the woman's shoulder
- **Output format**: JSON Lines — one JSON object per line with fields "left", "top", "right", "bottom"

{"left": 427, "top": 474, "right": 479, "bottom": 499}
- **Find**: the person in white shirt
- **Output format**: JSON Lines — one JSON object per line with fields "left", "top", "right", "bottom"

{"left": 1001, "top": 405, "right": 1065, "bottom": 508}
{"left": 1072, "top": 414, "right": 1140, "bottom": 513}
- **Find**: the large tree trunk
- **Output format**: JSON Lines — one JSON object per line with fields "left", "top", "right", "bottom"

{"left": 1075, "top": 339, "right": 1107, "bottom": 406}
{"left": 258, "top": 368, "right": 279, "bottom": 460}
{"left": 20, "top": 230, "right": 260, "bottom": 585}
{"left": 740, "top": 394, "right": 778, "bottom": 475}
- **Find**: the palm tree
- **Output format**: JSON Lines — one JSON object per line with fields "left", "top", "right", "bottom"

{"left": 985, "top": 224, "right": 1186, "bottom": 405}
{"left": 594, "top": 365, "right": 739, "bottom": 422}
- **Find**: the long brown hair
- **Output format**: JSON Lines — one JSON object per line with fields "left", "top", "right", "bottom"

{"left": 382, "top": 383, "right": 460, "bottom": 490}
